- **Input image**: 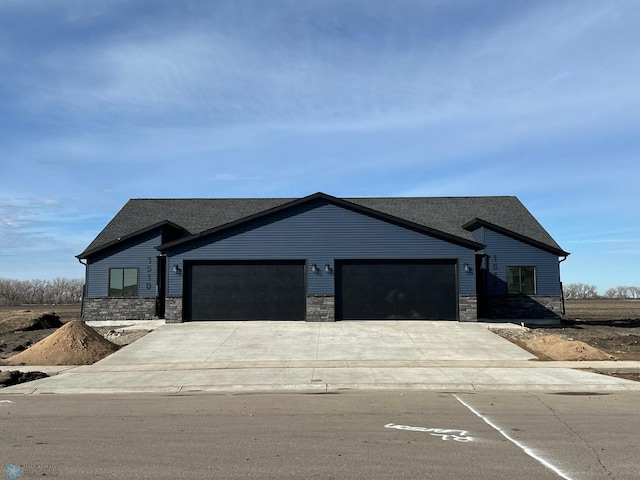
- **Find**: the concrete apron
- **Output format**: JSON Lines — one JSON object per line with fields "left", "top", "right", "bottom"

{"left": 3, "top": 321, "right": 640, "bottom": 394}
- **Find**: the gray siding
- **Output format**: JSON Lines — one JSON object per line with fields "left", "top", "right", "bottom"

{"left": 85, "top": 230, "right": 162, "bottom": 298}
{"left": 166, "top": 200, "right": 477, "bottom": 297}
{"left": 473, "top": 227, "right": 561, "bottom": 295}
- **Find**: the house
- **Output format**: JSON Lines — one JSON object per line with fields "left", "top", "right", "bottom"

{"left": 77, "top": 192, "right": 569, "bottom": 323}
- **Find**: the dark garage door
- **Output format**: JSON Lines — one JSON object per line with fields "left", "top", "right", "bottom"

{"left": 185, "top": 261, "right": 305, "bottom": 321}
{"left": 336, "top": 260, "right": 457, "bottom": 320}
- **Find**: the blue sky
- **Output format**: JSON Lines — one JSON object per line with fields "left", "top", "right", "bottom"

{"left": 0, "top": 0, "right": 639, "bottom": 293}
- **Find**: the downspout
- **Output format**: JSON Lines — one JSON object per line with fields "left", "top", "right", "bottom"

{"left": 558, "top": 256, "right": 568, "bottom": 315}
{"left": 77, "top": 258, "right": 88, "bottom": 318}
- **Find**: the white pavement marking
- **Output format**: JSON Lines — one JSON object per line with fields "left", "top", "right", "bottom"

{"left": 384, "top": 423, "right": 473, "bottom": 442}
{"left": 453, "top": 394, "right": 574, "bottom": 480}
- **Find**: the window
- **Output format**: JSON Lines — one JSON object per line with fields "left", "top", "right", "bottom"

{"left": 507, "top": 266, "right": 536, "bottom": 295}
{"left": 109, "top": 268, "right": 138, "bottom": 297}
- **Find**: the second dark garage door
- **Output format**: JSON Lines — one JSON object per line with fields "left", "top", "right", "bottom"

{"left": 336, "top": 260, "right": 458, "bottom": 320}
{"left": 184, "top": 260, "right": 306, "bottom": 321}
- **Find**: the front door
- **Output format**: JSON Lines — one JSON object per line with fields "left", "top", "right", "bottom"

{"left": 156, "top": 256, "right": 166, "bottom": 318}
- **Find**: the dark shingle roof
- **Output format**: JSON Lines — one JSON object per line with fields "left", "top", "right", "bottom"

{"left": 78, "top": 193, "right": 568, "bottom": 258}
{"left": 349, "top": 196, "right": 565, "bottom": 252}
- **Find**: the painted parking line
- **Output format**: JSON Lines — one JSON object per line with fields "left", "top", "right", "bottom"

{"left": 453, "top": 394, "right": 573, "bottom": 480}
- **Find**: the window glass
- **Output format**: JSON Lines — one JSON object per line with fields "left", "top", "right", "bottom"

{"left": 109, "top": 268, "right": 138, "bottom": 297}
{"left": 109, "top": 268, "right": 124, "bottom": 296}
{"left": 521, "top": 266, "right": 536, "bottom": 295}
{"left": 506, "top": 267, "right": 518, "bottom": 294}
{"left": 123, "top": 269, "right": 138, "bottom": 296}
{"left": 507, "top": 266, "right": 536, "bottom": 295}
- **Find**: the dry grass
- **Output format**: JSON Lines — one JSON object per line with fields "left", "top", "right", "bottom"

{"left": 0, "top": 304, "right": 81, "bottom": 330}
{"left": 564, "top": 299, "right": 640, "bottom": 321}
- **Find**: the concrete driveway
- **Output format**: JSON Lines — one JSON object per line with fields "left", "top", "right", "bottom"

{"left": 4, "top": 321, "right": 640, "bottom": 394}
{"left": 98, "top": 321, "right": 538, "bottom": 364}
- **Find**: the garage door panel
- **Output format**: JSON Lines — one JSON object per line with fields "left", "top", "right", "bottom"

{"left": 186, "top": 261, "right": 305, "bottom": 321}
{"left": 336, "top": 260, "right": 457, "bottom": 320}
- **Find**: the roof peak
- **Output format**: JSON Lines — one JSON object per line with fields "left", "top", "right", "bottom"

{"left": 126, "top": 193, "right": 520, "bottom": 201}
{"left": 78, "top": 194, "right": 564, "bottom": 259}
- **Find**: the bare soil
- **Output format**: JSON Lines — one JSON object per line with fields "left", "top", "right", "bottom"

{"left": 494, "top": 300, "right": 640, "bottom": 382}
{"left": 0, "top": 370, "right": 49, "bottom": 388}
{"left": 563, "top": 299, "right": 640, "bottom": 321}
{"left": 493, "top": 300, "right": 640, "bottom": 363}
{"left": 0, "top": 305, "right": 152, "bottom": 387}
{"left": 0, "top": 305, "right": 80, "bottom": 361}
{"left": 1, "top": 300, "right": 639, "bottom": 384}
{"left": 5, "top": 320, "right": 121, "bottom": 366}
{"left": 0, "top": 305, "right": 147, "bottom": 363}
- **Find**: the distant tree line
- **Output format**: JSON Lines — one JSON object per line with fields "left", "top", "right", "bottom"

{"left": 563, "top": 283, "right": 640, "bottom": 300}
{"left": 0, "top": 278, "right": 84, "bottom": 306}
{"left": 2, "top": 278, "right": 638, "bottom": 304}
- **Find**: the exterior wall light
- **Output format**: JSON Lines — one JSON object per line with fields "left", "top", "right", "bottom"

{"left": 325, "top": 264, "right": 333, "bottom": 274}
{"left": 311, "top": 264, "right": 320, "bottom": 273}
{"left": 173, "top": 264, "right": 182, "bottom": 275}
{"left": 464, "top": 263, "right": 470, "bottom": 273}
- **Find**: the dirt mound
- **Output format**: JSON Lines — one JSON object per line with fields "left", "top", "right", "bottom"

{"left": 0, "top": 370, "right": 49, "bottom": 387}
{"left": 23, "top": 313, "right": 63, "bottom": 330}
{"left": 5, "top": 320, "right": 120, "bottom": 366}
{"left": 526, "top": 335, "right": 614, "bottom": 361}
{"left": 0, "top": 310, "right": 62, "bottom": 335}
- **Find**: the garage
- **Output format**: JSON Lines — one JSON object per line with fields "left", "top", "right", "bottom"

{"left": 184, "top": 260, "right": 306, "bottom": 321}
{"left": 335, "top": 260, "right": 458, "bottom": 320}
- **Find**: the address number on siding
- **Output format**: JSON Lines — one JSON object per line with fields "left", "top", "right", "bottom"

{"left": 146, "top": 257, "right": 153, "bottom": 291}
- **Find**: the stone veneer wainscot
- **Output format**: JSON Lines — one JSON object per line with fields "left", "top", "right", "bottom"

{"left": 82, "top": 297, "right": 157, "bottom": 322}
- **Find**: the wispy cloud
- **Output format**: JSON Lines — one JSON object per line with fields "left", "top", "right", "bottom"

{"left": 0, "top": 197, "right": 59, "bottom": 250}
{"left": 0, "top": 0, "right": 639, "bottom": 286}
{"left": 6, "top": 0, "right": 638, "bottom": 139}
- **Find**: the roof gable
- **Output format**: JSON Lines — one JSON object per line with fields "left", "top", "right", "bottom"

{"left": 77, "top": 198, "right": 290, "bottom": 258}
{"left": 157, "top": 192, "right": 484, "bottom": 251}
{"left": 350, "top": 196, "right": 566, "bottom": 255}
{"left": 78, "top": 192, "right": 568, "bottom": 258}
{"left": 78, "top": 220, "right": 185, "bottom": 258}
{"left": 462, "top": 218, "right": 569, "bottom": 256}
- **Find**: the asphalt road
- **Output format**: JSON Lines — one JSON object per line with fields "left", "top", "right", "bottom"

{"left": 1, "top": 391, "right": 638, "bottom": 479}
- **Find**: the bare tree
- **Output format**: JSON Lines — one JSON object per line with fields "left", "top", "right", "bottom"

{"left": 0, "top": 278, "right": 21, "bottom": 306}
{"left": 0, "top": 278, "right": 84, "bottom": 305}
{"left": 603, "top": 286, "right": 640, "bottom": 300}
{"left": 563, "top": 283, "right": 598, "bottom": 300}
